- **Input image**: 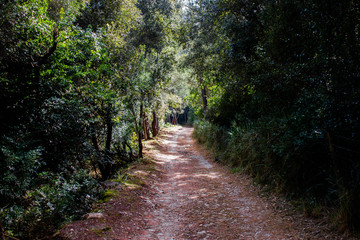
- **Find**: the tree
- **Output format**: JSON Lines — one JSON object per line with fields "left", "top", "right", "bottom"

{"left": 185, "top": 0, "right": 360, "bottom": 231}
{"left": 123, "top": 0, "right": 175, "bottom": 157}
{"left": 0, "top": 0, "right": 143, "bottom": 237}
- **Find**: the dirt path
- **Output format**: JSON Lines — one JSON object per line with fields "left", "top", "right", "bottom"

{"left": 60, "top": 126, "right": 352, "bottom": 240}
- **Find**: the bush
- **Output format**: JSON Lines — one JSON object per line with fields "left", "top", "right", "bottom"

{"left": 1, "top": 170, "right": 102, "bottom": 239}
{"left": 193, "top": 119, "right": 340, "bottom": 211}
{"left": 0, "top": 144, "right": 44, "bottom": 208}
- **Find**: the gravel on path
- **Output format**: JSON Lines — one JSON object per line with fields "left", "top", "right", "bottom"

{"left": 60, "top": 126, "right": 353, "bottom": 240}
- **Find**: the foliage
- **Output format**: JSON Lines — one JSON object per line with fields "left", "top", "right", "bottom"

{"left": 2, "top": 0, "right": 360, "bottom": 236}
{"left": 1, "top": 170, "right": 101, "bottom": 239}
{"left": 188, "top": 0, "right": 360, "bottom": 232}
{"left": 0, "top": 0, "right": 177, "bottom": 238}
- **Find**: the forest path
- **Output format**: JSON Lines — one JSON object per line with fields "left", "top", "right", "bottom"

{"left": 60, "top": 126, "right": 349, "bottom": 240}
{"left": 134, "top": 126, "right": 296, "bottom": 239}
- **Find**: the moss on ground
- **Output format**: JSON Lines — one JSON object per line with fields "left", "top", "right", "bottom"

{"left": 98, "top": 189, "right": 120, "bottom": 203}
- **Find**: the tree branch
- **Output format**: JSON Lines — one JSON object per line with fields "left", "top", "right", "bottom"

{"left": 38, "top": 28, "right": 59, "bottom": 66}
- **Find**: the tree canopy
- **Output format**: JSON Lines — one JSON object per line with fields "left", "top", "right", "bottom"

{"left": 1, "top": 0, "right": 360, "bottom": 238}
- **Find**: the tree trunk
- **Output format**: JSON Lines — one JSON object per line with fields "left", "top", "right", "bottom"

{"left": 0, "top": 148, "right": 5, "bottom": 163}
{"left": 0, "top": 221, "right": 4, "bottom": 240}
{"left": 125, "top": 142, "right": 135, "bottom": 162}
{"left": 151, "top": 111, "right": 159, "bottom": 137}
{"left": 91, "top": 128, "right": 100, "bottom": 152}
{"left": 142, "top": 112, "right": 150, "bottom": 140}
{"left": 138, "top": 102, "right": 143, "bottom": 158}
{"left": 199, "top": 76, "right": 208, "bottom": 114}
{"left": 34, "top": 28, "right": 59, "bottom": 83}
{"left": 184, "top": 109, "right": 187, "bottom": 124}
{"left": 90, "top": 126, "right": 101, "bottom": 178}
{"left": 172, "top": 113, "right": 178, "bottom": 125}
{"left": 105, "top": 104, "right": 113, "bottom": 151}
{"left": 327, "top": 131, "right": 341, "bottom": 181}
{"left": 96, "top": 104, "right": 114, "bottom": 179}
{"left": 128, "top": 100, "right": 142, "bottom": 159}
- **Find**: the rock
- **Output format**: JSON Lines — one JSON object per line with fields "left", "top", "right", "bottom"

{"left": 102, "top": 181, "right": 120, "bottom": 188}
{"left": 86, "top": 212, "right": 105, "bottom": 219}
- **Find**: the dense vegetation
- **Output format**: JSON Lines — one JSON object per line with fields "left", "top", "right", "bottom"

{"left": 185, "top": 0, "right": 360, "bottom": 232}
{"left": 0, "top": 0, "right": 188, "bottom": 238}
{"left": 1, "top": 0, "right": 360, "bottom": 238}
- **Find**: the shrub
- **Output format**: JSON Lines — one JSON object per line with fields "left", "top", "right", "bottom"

{"left": 1, "top": 170, "right": 102, "bottom": 239}
{"left": 193, "top": 119, "right": 340, "bottom": 215}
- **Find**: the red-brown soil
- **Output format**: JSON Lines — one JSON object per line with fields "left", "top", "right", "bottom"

{"left": 59, "top": 126, "right": 354, "bottom": 239}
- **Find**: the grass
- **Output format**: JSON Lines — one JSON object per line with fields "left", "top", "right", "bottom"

{"left": 124, "top": 177, "right": 145, "bottom": 190}
{"left": 98, "top": 189, "right": 120, "bottom": 203}
{"left": 230, "top": 166, "right": 245, "bottom": 174}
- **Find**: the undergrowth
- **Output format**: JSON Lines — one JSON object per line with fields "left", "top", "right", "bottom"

{"left": 193, "top": 119, "right": 360, "bottom": 233}
{"left": 1, "top": 170, "right": 103, "bottom": 240}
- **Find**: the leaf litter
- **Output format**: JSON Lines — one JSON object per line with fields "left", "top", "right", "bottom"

{"left": 60, "top": 126, "right": 355, "bottom": 240}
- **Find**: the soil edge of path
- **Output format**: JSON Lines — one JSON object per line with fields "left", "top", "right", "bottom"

{"left": 58, "top": 126, "right": 357, "bottom": 240}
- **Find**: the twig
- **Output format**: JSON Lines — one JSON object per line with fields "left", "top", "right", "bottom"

{"left": 4, "top": 234, "right": 20, "bottom": 240}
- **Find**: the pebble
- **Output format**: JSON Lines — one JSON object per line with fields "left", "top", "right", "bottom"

{"left": 86, "top": 212, "right": 104, "bottom": 219}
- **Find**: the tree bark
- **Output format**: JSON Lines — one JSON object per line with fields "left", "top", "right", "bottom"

{"left": 90, "top": 126, "right": 101, "bottom": 178}
{"left": 151, "top": 111, "right": 159, "bottom": 137}
{"left": 91, "top": 128, "right": 100, "bottom": 152}
{"left": 0, "top": 221, "right": 4, "bottom": 240}
{"left": 105, "top": 104, "right": 113, "bottom": 151}
{"left": 0, "top": 148, "right": 5, "bottom": 163}
{"left": 172, "top": 112, "right": 179, "bottom": 125}
{"left": 34, "top": 28, "right": 59, "bottom": 83}
{"left": 138, "top": 102, "right": 143, "bottom": 158}
{"left": 327, "top": 131, "right": 340, "bottom": 180}
{"left": 142, "top": 112, "right": 150, "bottom": 140}
{"left": 125, "top": 142, "right": 135, "bottom": 162}
{"left": 199, "top": 76, "right": 208, "bottom": 114}
{"left": 97, "top": 104, "right": 114, "bottom": 179}
{"left": 128, "top": 100, "right": 142, "bottom": 158}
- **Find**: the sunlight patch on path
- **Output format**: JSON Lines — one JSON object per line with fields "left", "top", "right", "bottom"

{"left": 134, "top": 126, "right": 305, "bottom": 239}
{"left": 195, "top": 155, "right": 213, "bottom": 169}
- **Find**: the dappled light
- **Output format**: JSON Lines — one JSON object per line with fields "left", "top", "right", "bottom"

{"left": 85, "top": 122, "right": 357, "bottom": 239}
{"left": 1, "top": 0, "right": 359, "bottom": 238}
{"left": 129, "top": 126, "right": 347, "bottom": 239}
{"left": 153, "top": 152, "right": 179, "bottom": 163}
{"left": 192, "top": 172, "right": 220, "bottom": 179}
